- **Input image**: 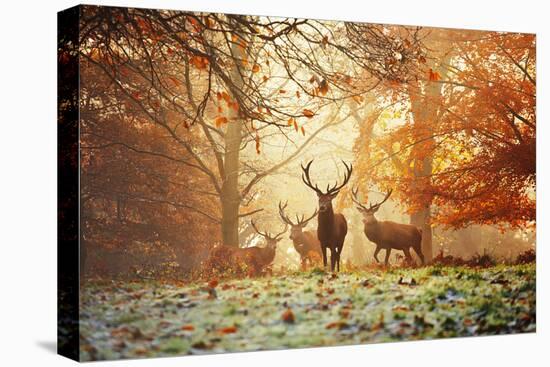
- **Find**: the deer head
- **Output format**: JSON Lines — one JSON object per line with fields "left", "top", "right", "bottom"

{"left": 250, "top": 220, "right": 288, "bottom": 249}
{"left": 301, "top": 160, "right": 353, "bottom": 213}
{"left": 351, "top": 187, "right": 393, "bottom": 224}
{"left": 278, "top": 201, "right": 318, "bottom": 241}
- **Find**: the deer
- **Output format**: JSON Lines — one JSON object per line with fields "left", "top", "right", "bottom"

{"left": 278, "top": 201, "right": 321, "bottom": 269}
{"left": 351, "top": 187, "right": 425, "bottom": 266}
{"left": 301, "top": 159, "right": 352, "bottom": 272}
{"left": 206, "top": 221, "right": 287, "bottom": 276}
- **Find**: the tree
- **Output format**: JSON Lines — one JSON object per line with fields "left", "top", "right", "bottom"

{"left": 79, "top": 6, "right": 422, "bottom": 252}
{"left": 353, "top": 29, "right": 535, "bottom": 261}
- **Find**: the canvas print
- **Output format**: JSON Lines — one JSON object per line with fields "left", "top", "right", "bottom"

{"left": 57, "top": 4, "right": 536, "bottom": 362}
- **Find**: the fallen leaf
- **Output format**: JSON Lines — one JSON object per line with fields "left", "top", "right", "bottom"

{"left": 303, "top": 109, "right": 315, "bottom": 118}
{"left": 218, "top": 326, "right": 238, "bottom": 334}
{"left": 282, "top": 308, "right": 295, "bottom": 324}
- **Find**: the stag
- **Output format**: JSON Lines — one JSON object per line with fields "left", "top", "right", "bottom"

{"left": 301, "top": 160, "right": 352, "bottom": 272}
{"left": 206, "top": 221, "right": 287, "bottom": 276}
{"left": 278, "top": 201, "right": 321, "bottom": 269}
{"left": 351, "top": 187, "right": 425, "bottom": 266}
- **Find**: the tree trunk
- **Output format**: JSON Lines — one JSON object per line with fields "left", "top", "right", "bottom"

{"left": 220, "top": 24, "right": 246, "bottom": 247}
{"left": 410, "top": 205, "right": 433, "bottom": 261}
{"left": 220, "top": 118, "right": 242, "bottom": 246}
{"left": 408, "top": 53, "right": 452, "bottom": 263}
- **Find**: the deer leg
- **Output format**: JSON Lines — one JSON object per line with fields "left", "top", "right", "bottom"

{"left": 403, "top": 247, "right": 413, "bottom": 265}
{"left": 412, "top": 245, "right": 425, "bottom": 265}
{"left": 330, "top": 248, "right": 336, "bottom": 272}
{"left": 321, "top": 245, "right": 328, "bottom": 270}
{"left": 373, "top": 246, "right": 381, "bottom": 263}
{"left": 384, "top": 248, "right": 392, "bottom": 266}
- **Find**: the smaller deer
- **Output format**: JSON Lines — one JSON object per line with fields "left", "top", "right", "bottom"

{"left": 206, "top": 221, "right": 287, "bottom": 276}
{"left": 278, "top": 201, "right": 321, "bottom": 269}
{"left": 248, "top": 220, "right": 288, "bottom": 274}
{"left": 351, "top": 187, "right": 424, "bottom": 266}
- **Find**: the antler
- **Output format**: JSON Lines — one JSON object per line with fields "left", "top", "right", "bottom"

{"left": 272, "top": 223, "right": 289, "bottom": 240}
{"left": 278, "top": 201, "right": 296, "bottom": 226}
{"left": 326, "top": 161, "right": 353, "bottom": 195}
{"left": 297, "top": 208, "right": 318, "bottom": 226}
{"left": 351, "top": 186, "right": 369, "bottom": 211}
{"left": 369, "top": 189, "right": 393, "bottom": 211}
{"left": 251, "top": 219, "right": 288, "bottom": 241}
{"left": 301, "top": 160, "right": 323, "bottom": 195}
{"left": 279, "top": 201, "right": 318, "bottom": 226}
{"left": 301, "top": 159, "right": 353, "bottom": 195}
{"left": 251, "top": 220, "right": 269, "bottom": 239}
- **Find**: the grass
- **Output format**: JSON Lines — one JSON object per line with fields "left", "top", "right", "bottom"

{"left": 79, "top": 263, "right": 535, "bottom": 361}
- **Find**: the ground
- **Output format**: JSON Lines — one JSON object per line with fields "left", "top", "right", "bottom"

{"left": 79, "top": 264, "right": 536, "bottom": 361}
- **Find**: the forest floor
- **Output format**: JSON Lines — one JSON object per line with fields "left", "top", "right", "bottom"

{"left": 79, "top": 263, "right": 536, "bottom": 361}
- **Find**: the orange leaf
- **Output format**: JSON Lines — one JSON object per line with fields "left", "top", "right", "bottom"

{"left": 191, "top": 55, "right": 209, "bottom": 70}
{"left": 279, "top": 89, "right": 286, "bottom": 94}
{"left": 221, "top": 91, "right": 231, "bottom": 103}
{"left": 288, "top": 117, "right": 295, "bottom": 126}
{"left": 255, "top": 132, "right": 261, "bottom": 154}
{"left": 296, "top": 91, "right": 301, "bottom": 98}
{"left": 208, "top": 279, "right": 219, "bottom": 288}
{"left": 303, "top": 109, "right": 315, "bottom": 118}
{"left": 282, "top": 308, "right": 295, "bottom": 324}
{"left": 215, "top": 116, "right": 228, "bottom": 127}
{"left": 319, "top": 79, "right": 329, "bottom": 96}
{"left": 252, "top": 64, "right": 261, "bottom": 73}
{"left": 301, "top": 126, "right": 306, "bottom": 136}
{"left": 428, "top": 68, "right": 441, "bottom": 81}
{"left": 293, "top": 119, "right": 299, "bottom": 132}
{"left": 218, "top": 326, "right": 238, "bottom": 334}
{"left": 326, "top": 321, "right": 348, "bottom": 330}
{"left": 181, "top": 324, "right": 195, "bottom": 331}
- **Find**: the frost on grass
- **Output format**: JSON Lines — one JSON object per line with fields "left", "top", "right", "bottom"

{"left": 79, "top": 264, "right": 535, "bottom": 361}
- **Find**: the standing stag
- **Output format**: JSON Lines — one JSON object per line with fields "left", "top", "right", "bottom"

{"left": 206, "top": 221, "right": 287, "bottom": 276}
{"left": 247, "top": 220, "right": 288, "bottom": 274}
{"left": 301, "top": 160, "right": 352, "bottom": 272}
{"left": 278, "top": 201, "right": 321, "bottom": 269}
{"left": 351, "top": 187, "right": 425, "bottom": 265}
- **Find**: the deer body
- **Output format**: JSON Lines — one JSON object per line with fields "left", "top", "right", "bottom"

{"left": 207, "top": 220, "right": 286, "bottom": 276}
{"left": 278, "top": 201, "right": 320, "bottom": 269}
{"left": 352, "top": 188, "right": 425, "bottom": 265}
{"left": 363, "top": 219, "right": 423, "bottom": 265}
{"left": 317, "top": 207, "right": 348, "bottom": 272}
{"left": 292, "top": 230, "right": 321, "bottom": 268}
{"left": 207, "top": 244, "right": 277, "bottom": 276}
{"left": 301, "top": 160, "right": 352, "bottom": 272}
